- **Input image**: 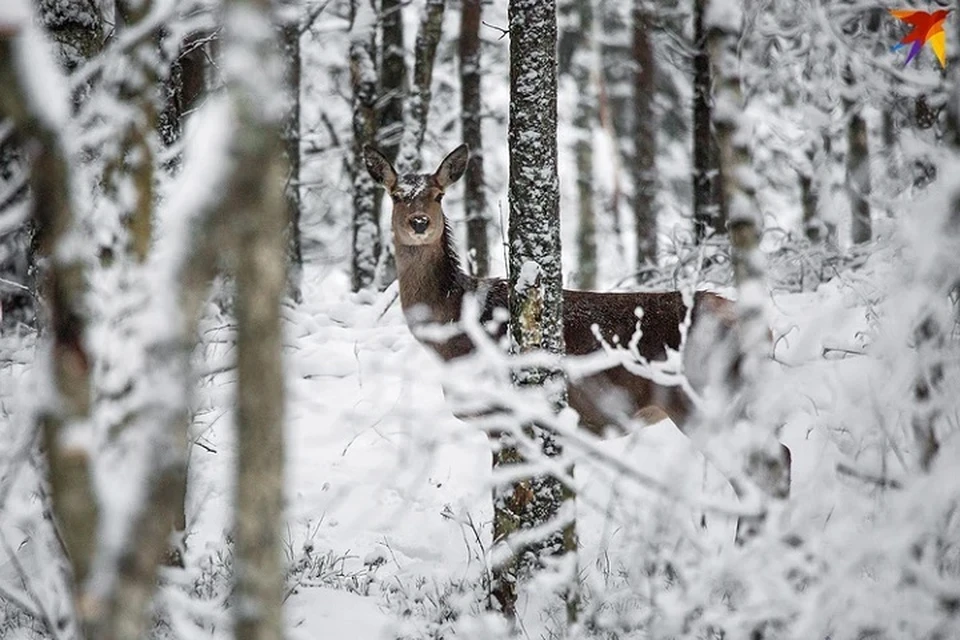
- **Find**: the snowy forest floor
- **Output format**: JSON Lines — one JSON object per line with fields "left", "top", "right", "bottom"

{"left": 0, "top": 248, "right": 896, "bottom": 639}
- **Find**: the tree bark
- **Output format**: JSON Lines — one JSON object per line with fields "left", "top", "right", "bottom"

{"left": 378, "top": 0, "right": 407, "bottom": 160}
{"left": 502, "top": 0, "right": 576, "bottom": 623}
{"left": 350, "top": 0, "right": 381, "bottom": 291}
{"left": 572, "top": 0, "right": 597, "bottom": 289}
{"left": 460, "top": 0, "right": 489, "bottom": 277}
{"left": 692, "top": 0, "right": 722, "bottom": 241}
{"left": 282, "top": 17, "right": 304, "bottom": 302}
{"left": 0, "top": 23, "right": 96, "bottom": 620}
{"left": 630, "top": 1, "right": 657, "bottom": 275}
{"left": 396, "top": 0, "right": 446, "bottom": 174}
{"left": 844, "top": 64, "right": 871, "bottom": 245}
{"left": 706, "top": 0, "right": 789, "bottom": 547}
{"left": 223, "top": 1, "right": 289, "bottom": 638}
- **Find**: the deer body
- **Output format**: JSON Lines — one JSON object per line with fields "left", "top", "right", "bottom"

{"left": 368, "top": 144, "right": 739, "bottom": 436}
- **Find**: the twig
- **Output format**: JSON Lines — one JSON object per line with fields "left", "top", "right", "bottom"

{"left": 481, "top": 20, "right": 509, "bottom": 40}
{"left": 836, "top": 462, "right": 903, "bottom": 490}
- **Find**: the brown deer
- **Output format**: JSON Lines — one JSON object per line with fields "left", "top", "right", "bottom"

{"left": 363, "top": 144, "right": 790, "bottom": 488}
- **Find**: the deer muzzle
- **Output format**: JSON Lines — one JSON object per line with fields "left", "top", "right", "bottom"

{"left": 410, "top": 216, "right": 430, "bottom": 234}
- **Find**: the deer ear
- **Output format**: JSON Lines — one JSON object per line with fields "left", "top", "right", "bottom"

{"left": 433, "top": 144, "right": 469, "bottom": 188}
{"left": 363, "top": 145, "right": 397, "bottom": 190}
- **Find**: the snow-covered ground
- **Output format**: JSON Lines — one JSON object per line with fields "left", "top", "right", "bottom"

{"left": 168, "top": 253, "right": 867, "bottom": 637}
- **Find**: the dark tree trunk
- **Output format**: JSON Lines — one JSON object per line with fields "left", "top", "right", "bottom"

{"left": 692, "top": 0, "right": 721, "bottom": 241}
{"left": 501, "top": 0, "right": 577, "bottom": 623}
{"left": 378, "top": 0, "right": 407, "bottom": 160}
{"left": 282, "top": 18, "right": 304, "bottom": 302}
{"left": 460, "top": 0, "right": 489, "bottom": 277}
{"left": 631, "top": 2, "right": 657, "bottom": 275}
{"left": 572, "top": 0, "right": 597, "bottom": 289}
{"left": 350, "top": 0, "right": 381, "bottom": 291}
{"left": 844, "top": 64, "right": 871, "bottom": 244}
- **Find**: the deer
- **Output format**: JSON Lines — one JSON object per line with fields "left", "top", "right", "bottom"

{"left": 363, "top": 143, "right": 791, "bottom": 509}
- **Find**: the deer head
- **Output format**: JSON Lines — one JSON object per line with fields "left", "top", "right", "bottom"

{"left": 363, "top": 144, "right": 469, "bottom": 247}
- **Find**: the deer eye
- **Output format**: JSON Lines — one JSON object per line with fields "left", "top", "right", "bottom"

{"left": 434, "top": 193, "right": 443, "bottom": 203}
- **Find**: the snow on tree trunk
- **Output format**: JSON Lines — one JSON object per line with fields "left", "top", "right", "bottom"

{"left": 350, "top": 0, "right": 381, "bottom": 292}
{"left": 571, "top": 0, "right": 597, "bottom": 289}
{"left": 705, "top": 0, "right": 789, "bottom": 545}
{"left": 460, "top": 0, "right": 489, "bottom": 278}
{"left": 396, "top": 0, "right": 445, "bottom": 174}
{"left": 692, "top": 0, "right": 722, "bottom": 242}
{"left": 908, "top": 24, "right": 960, "bottom": 473}
{"left": 0, "top": 122, "right": 30, "bottom": 327}
{"left": 221, "top": 1, "right": 289, "bottom": 638}
{"left": 37, "top": 0, "right": 103, "bottom": 78}
{"left": 500, "top": 0, "right": 577, "bottom": 623}
{"left": 0, "top": 20, "right": 97, "bottom": 614}
{"left": 102, "top": 0, "right": 165, "bottom": 264}
{"left": 630, "top": 1, "right": 656, "bottom": 276}
{"left": 281, "top": 15, "right": 303, "bottom": 303}
{"left": 844, "top": 63, "right": 871, "bottom": 245}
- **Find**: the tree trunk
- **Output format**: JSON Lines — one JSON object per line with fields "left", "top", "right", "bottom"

{"left": 692, "top": 0, "right": 721, "bottom": 241}
{"left": 223, "top": 0, "right": 289, "bottom": 638}
{"left": 630, "top": 1, "right": 657, "bottom": 276}
{"left": 396, "top": 0, "right": 446, "bottom": 174}
{"left": 706, "top": 0, "right": 789, "bottom": 548}
{"left": 501, "top": 0, "right": 577, "bottom": 623}
{"left": 350, "top": 0, "right": 381, "bottom": 291}
{"left": 844, "top": 65, "right": 871, "bottom": 245}
{"left": 282, "top": 18, "right": 304, "bottom": 302}
{"left": 378, "top": 0, "right": 407, "bottom": 160}
{"left": 0, "top": 25, "right": 96, "bottom": 625}
{"left": 571, "top": 0, "right": 597, "bottom": 289}
{"left": 460, "top": 0, "right": 489, "bottom": 277}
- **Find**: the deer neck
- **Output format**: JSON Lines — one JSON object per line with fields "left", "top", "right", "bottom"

{"left": 393, "top": 225, "right": 467, "bottom": 327}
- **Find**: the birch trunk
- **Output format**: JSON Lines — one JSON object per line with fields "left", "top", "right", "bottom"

{"left": 350, "top": 0, "right": 381, "bottom": 291}
{"left": 396, "top": 0, "right": 446, "bottom": 174}
{"left": 706, "top": 0, "right": 789, "bottom": 546}
{"left": 0, "top": 23, "right": 96, "bottom": 620}
{"left": 222, "top": 1, "right": 289, "bottom": 638}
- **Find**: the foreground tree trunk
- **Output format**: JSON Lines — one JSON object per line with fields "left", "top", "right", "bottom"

{"left": 0, "top": 23, "right": 96, "bottom": 627}
{"left": 221, "top": 2, "right": 289, "bottom": 639}
{"left": 460, "top": 0, "right": 489, "bottom": 277}
{"left": 692, "top": 0, "right": 722, "bottom": 241}
{"left": 350, "top": 0, "right": 381, "bottom": 291}
{"left": 502, "top": 0, "right": 577, "bottom": 623}
{"left": 221, "top": 1, "right": 289, "bottom": 639}
{"left": 706, "top": 0, "right": 789, "bottom": 548}
{"left": 631, "top": 1, "right": 657, "bottom": 274}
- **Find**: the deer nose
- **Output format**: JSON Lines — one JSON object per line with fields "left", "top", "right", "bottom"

{"left": 410, "top": 216, "right": 429, "bottom": 234}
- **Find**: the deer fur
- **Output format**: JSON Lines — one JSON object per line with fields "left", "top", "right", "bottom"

{"left": 364, "top": 144, "right": 752, "bottom": 437}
